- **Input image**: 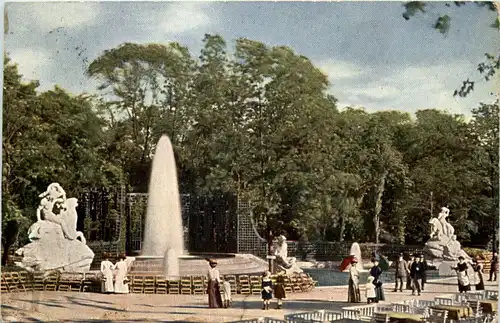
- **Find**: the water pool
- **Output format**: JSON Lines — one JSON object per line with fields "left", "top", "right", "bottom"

{"left": 303, "top": 268, "right": 446, "bottom": 287}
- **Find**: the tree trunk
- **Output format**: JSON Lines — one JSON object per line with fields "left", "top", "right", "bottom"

{"left": 1, "top": 243, "right": 10, "bottom": 266}
{"left": 374, "top": 170, "right": 389, "bottom": 244}
{"left": 339, "top": 213, "right": 345, "bottom": 242}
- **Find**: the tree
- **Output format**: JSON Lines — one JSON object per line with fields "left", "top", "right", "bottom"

{"left": 2, "top": 56, "right": 123, "bottom": 264}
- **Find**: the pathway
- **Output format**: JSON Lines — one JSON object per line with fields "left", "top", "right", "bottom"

{"left": 1, "top": 279, "right": 498, "bottom": 322}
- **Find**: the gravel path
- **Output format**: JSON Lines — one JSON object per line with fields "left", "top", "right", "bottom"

{"left": 1, "top": 278, "right": 498, "bottom": 322}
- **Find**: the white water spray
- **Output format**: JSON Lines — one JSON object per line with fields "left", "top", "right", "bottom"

{"left": 141, "top": 135, "right": 184, "bottom": 277}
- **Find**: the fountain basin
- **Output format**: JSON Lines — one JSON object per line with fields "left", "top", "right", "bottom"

{"left": 129, "top": 253, "right": 267, "bottom": 276}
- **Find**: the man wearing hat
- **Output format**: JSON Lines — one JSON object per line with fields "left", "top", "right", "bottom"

{"left": 206, "top": 259, "right": 223, "bottom": 308}
{"left": 410, "top": 254, "right": 424, "bottom": 296}
{"left": 393, "top": 254, "right": 409, "bottom": 292}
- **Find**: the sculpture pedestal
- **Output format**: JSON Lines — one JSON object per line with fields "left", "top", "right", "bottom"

{"left": 438, "top": 260, "right": 457, "bottom": 276}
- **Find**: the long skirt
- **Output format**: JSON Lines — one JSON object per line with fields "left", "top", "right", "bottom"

{"left": 207, "top": 280, "right": 223, "bottom": 308}
{"left": 101, "top": 270, "right": 114, "bottom": 293}
{"left": 375, "top": 284, "right": 385, "bottom": 301}
{"left": 274, "top": 284, "right": 286, "bottom": 299}
{"left": 348, "top": 279, "right": 361, "bottom": 303}
{"left": 458, "top": 282, "right": 471, "bottom": 293}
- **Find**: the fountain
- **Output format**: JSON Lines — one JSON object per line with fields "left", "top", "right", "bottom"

{"left": 129, "top": 135, "right": 268, "bottom": 277}
{"left": 136, "top": 135, "right": 184, "bottom": 278}
{"left": 349, "top": 242, "right": 366, "bottom": 272}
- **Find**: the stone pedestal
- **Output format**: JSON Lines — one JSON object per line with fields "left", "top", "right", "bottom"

{"left": 438, "top": 260, "right": 457, "bottom": 276}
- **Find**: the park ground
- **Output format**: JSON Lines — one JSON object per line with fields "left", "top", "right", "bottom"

{"left": 1, "top": 278, "right": 498, "bottom": 323}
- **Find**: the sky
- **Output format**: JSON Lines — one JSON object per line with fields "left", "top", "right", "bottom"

{"left": 3, "top": 1, "right": 499, "bottom": 117}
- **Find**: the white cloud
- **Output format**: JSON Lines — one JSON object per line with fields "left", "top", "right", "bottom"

{"left": 9, "top": 2, "right": 101, "bottom": 32}
{"left": 316, "top": 59, "right": 366, "bottom": 82}
{"left": 329, "top": 60, "right": 497, "bottom": 116}
{"left": 151, "top": 2, "right": 215, "bottom": 35}
{"left": 7, "top": 48, "right": 51, "bottom": 84}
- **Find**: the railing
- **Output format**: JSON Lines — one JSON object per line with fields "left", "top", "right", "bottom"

{"left": 284, "top": 310, "right": 342, "bottom": 322}
{"left": 342, "top": 304, "right": 395, "bottom": 320}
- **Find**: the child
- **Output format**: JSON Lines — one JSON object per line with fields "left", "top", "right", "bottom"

{"left": 220, "top": 277, "right": 232, "bottom": 308}
{"left": 274, "top": 271, "right": 286, "bottom": 309}
{"left": 261, "top": 271, "right": 273, "bottom": 310}
{"left": 366, "top": 276, "right": 376, "bottom": 303}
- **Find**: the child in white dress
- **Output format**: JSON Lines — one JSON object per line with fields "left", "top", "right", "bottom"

{"left": 220, "top": 277, "right": 232, "bottom": 308}
{"left": 366, "top": 276, "right": 376, "bottom": 303}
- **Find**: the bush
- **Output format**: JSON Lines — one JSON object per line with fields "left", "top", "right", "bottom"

{"left": 463, "top": 247, "right": 491, "bottom": 259}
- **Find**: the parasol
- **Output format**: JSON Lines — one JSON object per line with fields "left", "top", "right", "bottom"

{"left": 378, "top": 254, "right": 390, "bottom": 271}
{"left": 339, "top": 255, "right": 356, "bottom": 271}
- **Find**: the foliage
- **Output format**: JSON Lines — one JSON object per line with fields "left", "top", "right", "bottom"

{"left": 3, "top": 33, "right": 499, "bottom": 255}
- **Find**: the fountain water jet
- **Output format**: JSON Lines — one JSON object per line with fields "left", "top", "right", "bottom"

{"left": 349, "top": 242, "right": 367, "bottom": 272}
{"left": 129, "top": 135, "right": 268, "bottom": 277}
{"left": 138, "top": 135, "right": 184, "bottom": 278}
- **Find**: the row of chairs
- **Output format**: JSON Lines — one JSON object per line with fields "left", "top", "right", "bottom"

{"left": 1, "top": 271, "right": 316, "bottom": 295}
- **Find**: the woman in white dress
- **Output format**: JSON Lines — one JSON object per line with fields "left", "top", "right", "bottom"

{"left": 100, "top": 253, "right": 115, "bottom": 293}
{"left": 114, "top": 254, "right": 131, "bottom": 294}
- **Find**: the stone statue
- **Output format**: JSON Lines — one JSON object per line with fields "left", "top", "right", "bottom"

{"left": 423, "top": 207, "right": 471, "bottom": 270}
{"left": 15, "top": 183, "right": 94, "bottom": 273}
{"left": 274, "top": 235, "right": 302, "bottom": 274}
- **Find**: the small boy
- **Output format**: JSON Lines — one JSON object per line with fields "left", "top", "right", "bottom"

{"left": 220, "top": 278, "right": 232, "bottom": 308}
{"left": 366, "top": 276, "right": 376, "bottom": 304}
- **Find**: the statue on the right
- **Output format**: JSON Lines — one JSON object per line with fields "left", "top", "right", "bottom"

{"left": 423, "top": 207, "right": 471, "bottom": 269}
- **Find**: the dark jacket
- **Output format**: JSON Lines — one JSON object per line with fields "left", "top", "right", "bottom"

{"left": 410, "top": 262, "right": 424, "bottom": 279}
{"left": 395, "top": 259, "right": 409, "bottom": 277}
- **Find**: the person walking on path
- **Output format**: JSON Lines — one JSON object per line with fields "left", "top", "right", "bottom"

{"left": 274, "top": 271, "right": 286, "bottom": 309}
{"left": 406, "top": 255, "right": 414, "bottom": 290}
{"left": 472, "top": 257, "right": 485, "bottom": 291}
{"left": 488, "top": 252, "right": 498, "bottom": 281}
{"left": 454, "top": 256, "right": 471, "bottom": 293}
{"left": 410, "top": 254, "right": 424, "bottom": 296}
{"left": 261, "top": 271, "right": 273, "bottom": 310}
{"left": 393, "top": 254, "right": 409, "bottom": 292}
{"left": 369, "top": 258, "right": 385, "bottom": 302}
{"left": 419, "top": 256, "right": 428, "bottom": 291}
{"left": 348, "top": 258, "right": 361, "bottom": 303}
{"left": 206, "top": 259, "right": 223, "bottom": 308}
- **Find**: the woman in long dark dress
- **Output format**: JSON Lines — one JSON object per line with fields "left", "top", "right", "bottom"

{"left": 370, "top": 258, "right": 385, "bottom": 302}
{"left": 274, "top": 271, "right": 286, "bottom": 309}
{"left": 261, "top": 271, "right": 273, "bottom": 310}
{"left": 454, "top": 256, "right": 471, "bottom": 293}
{"left": 348, "top": 258, "right": 361, "bottom": 303}
{"left": 206, "top": 259, "right": 223, "bottom": 308}
{"left": 472, "top": 257, "right": 485, "bottom": 291}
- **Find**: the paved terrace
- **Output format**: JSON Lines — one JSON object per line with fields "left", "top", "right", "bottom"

{"left": 1, "top": 279, "right": 498, "bottom": 322}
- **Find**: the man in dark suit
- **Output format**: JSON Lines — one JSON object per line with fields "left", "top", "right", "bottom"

{"left": 410, "top": 254, "right": 424, "bottom": 296}
{"left": 393, "top": 254, "right": 409, "bottom": 292}
{"left": 489, "top": 252, "right": 498, "bottom": 281}
{"left": 419, "top": 256, "right": 428, "bottom": 291}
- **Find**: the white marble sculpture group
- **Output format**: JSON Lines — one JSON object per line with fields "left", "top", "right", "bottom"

{"left": 423, "top": 207, "right": 471, "bottom": 268}
{"left": 15, "top": 183, "right": 95, "bottom": 273}
{"left": 274, "top": 235, "right": 303, "bottom": 274}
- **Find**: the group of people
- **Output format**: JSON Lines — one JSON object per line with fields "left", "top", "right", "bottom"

{"left": 206, "top": 259, "right": 287, "bottom": 310}
{"left": 394, "top": 254, "right": 427, "bottom": 296}
{"left": 100, "top": 253, "right": 132, "bottom": 294}
{"left": 347, "top": 257, "right": 386, "bottom": 304}
{"left": 453, "top": 254, "right": 496, "bottom": 293}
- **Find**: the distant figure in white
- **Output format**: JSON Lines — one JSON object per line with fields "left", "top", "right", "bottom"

{"left": 114, "top": 254, "right": 135, "bottom": 294}
{"left": 274, "top": 235, "right": 302, "bottom": 273}
{"left": 220, "top": 278, "right": 232, "bottom": 308}
{"left": 100, "top": 253, "right": 115, "bottom": 293}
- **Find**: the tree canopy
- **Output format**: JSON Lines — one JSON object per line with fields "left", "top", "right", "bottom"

{"left": 3, "top": 34, "right": 499, "bottom": 264}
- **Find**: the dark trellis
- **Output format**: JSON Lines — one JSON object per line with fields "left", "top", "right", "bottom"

{"left": 187, "top": 193, "right": 238, "bottom": 253}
